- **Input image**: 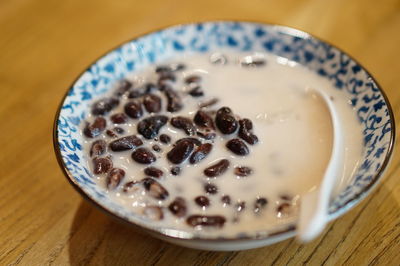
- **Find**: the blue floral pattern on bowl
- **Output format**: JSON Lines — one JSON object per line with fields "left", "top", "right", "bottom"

{"left": 54, "top": 22, "right": 394, "bottom": 244}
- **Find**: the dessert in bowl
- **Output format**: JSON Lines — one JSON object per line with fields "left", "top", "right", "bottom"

{"left": 54, "top": 21, "right": 395, "bottom": 251}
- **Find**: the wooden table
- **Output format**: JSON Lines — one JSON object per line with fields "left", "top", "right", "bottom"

{"left": 1, "top": 0, "right": 399, "bottom": 265}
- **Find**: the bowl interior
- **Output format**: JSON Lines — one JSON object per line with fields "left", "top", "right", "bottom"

{"left": 54, "top": 21, "right": 394, "bottom": 241}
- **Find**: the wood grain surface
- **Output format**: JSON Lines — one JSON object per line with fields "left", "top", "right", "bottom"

{"left": 1, "top": 0, "right": 399, "bottom": 265}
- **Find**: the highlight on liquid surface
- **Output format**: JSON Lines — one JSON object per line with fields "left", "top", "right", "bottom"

{"left": 81, "top": 51, "right": 363, "bottom": 237}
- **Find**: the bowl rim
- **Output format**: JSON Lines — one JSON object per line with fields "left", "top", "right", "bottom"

{"left": 53, "top": 20, "right": 395, "bottom": 243}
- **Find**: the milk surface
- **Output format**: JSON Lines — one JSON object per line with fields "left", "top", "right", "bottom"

{"left": 82, "top": 52, "right": 363, "bottom": 237}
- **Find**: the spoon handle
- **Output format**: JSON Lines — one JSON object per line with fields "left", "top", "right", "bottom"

{"left": 297, "top": 90, "right": 344, "bottom": 242}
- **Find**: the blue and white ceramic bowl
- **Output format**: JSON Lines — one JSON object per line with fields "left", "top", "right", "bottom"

{"left": 53, "top": 21, "right": 395, "bottom": 251}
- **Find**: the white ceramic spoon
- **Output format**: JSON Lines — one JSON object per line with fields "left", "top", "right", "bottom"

{"left": 297, "top": 88, "right": 345, "bottom": 242}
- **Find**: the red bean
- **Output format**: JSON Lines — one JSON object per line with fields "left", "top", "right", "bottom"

{"left": 107, "top": 168, "right": 125, "bottom": 190}
{"left": 226, "top": 139, "right": 249, "bottom": 156}
{"left": 167, "top": 139, "right": 194, "bottom": 164}
{"left": 89, "top": 140, "right": 106, "bottom": 157}
{"left": 144, "top": 167, "right": 164, "bottom": 178}
{"left": 204, "top": 159, "right": 230, "bottom": 177}
{"left": 124, "top": 100, "right": 143, "bottom": 119}
{"left": 142, "top": 177, "right": 169, "bottom": 200}
{"left": 93, "top": 157, "right": 113, "bottom": 174}
{"left": 143, "top": 94, "right": 162, "bottom": 113}
{"left": 109, "top": 135, "right": 143, "bottom": 151}
{"left": 190, "top": 143, "right": 213, "bottom": 164}
{"left": 83, "top": 117, "right": 106, "bottom": 138}
{"left": 186, "top": 215, "right": 226, "bottom": 228}
{"left": 132, "top": 148, "right": 156, "bottom": 164}
{"left": 168, "top": 197, "right": 187, "bottom": 217}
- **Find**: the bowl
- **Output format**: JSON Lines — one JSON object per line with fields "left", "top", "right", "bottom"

{"left": 53, "top": 21, "right": 395, "bottom": 251}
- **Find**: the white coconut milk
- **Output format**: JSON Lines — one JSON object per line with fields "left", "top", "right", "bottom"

{"left": 82, "top": 52, "right": 363, "bottom": 237}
